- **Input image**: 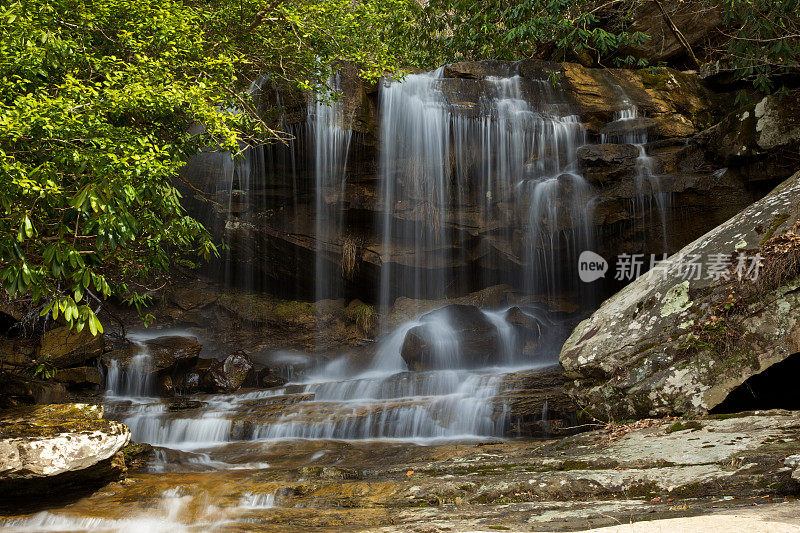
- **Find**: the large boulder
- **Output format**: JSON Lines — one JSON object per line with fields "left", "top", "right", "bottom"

{"left": 205, "top": 351, "right": 256, "bottom": 392}
{"left": 400, "top": 305, "right": 503, "bottom": 369}
{"left": 0, "top": 404, "right": 129, "bottom": 495}
{"left": 560, "top": 170, "right": 800, "bottom": 419}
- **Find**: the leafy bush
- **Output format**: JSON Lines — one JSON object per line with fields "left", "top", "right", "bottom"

{"left": 0, "top": 0, "right": 411, "bottom": 334}
{"left": 407, "top": 0, "right": 649, "bottom": 66}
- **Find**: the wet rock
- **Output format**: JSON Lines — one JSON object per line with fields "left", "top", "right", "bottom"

{"left": 208, "top": 351, "right": 256, "bottom": 392}
{"left": 166, "top": 399, "right": 206, "bottom": 411}
{"left": 36, "top": 326, "right": 104, "bottom": 368}
{"left": 577, "top": 144, "right": 640, "bottom": 184}
{"left": 0, "top": 403, "right": 129, "bottom": 495}
{"left": 256, "top": 366, "right": 287, "bottom": 389}
{"left": 158, "top": 375, "right": 174, "bottom": 396}
{"left": 101, "top": 335, "right": 201, "bottom": 375}
{"left": 120, "top": 441, "right": 153, "bottom": 469}
{"left": 599, "top": 117, "right": 656, "bottom": 141}
{"left": 497, "top": 366, "right": 576, "bottom": 437}
{"left": 0, "top": 376, "right": 67, "bottom": 407}
{"left": 175, "top": 368, "right": 202, "bottom": 394}
{"left": 387, "top": 285, "right": 513, "bottom": 329}
{"left": 561, "top": 170, "right": 800, "bottom": 419}
{"left": 53, "top": 366, "right": 103, "bottom": 388}
{"left": 443, "top": 60, "right": 520, "bottom": 79}
{"left": 400, "top": 304, "right": 501, "bottom": 369}
{"left": 504, "top": 306, "right": 545, "bottom": 346}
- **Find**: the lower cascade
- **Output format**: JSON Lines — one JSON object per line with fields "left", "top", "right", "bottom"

{"left": 105, "top": 304, "right": 564, "bottom": 448}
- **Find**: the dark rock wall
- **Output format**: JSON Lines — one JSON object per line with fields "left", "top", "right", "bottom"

{"left": 179, "top": 61, "right": 792, "bottom": 308}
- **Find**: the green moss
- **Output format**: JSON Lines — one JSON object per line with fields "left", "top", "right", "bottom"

{"left": 272, "top": 300, "right": 314, "bottom": 319}
{"left": 624, "top": 481, "right": 661, "bottom": 498}
{"left": 671, "top": 481, "right": 706, "bottom": 498}
{"left": 759, "top": 213, "right": 790, "bottom": 245}
{"left": 558, "top": 459, "right": 618, "bottom": 471}
{"left": 0, "top": 403, "right": 114, "bottom": 439}
{"left": 640, "top": 68, "right": 672, "bottom": 91}
{"left": 666, "top": 420, "right": 703, "bottom": 433}
{"left": 342, "top": 301, "right": 377, "bottom": 335}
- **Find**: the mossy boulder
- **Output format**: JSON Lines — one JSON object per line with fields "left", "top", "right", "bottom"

{"left": 560, "top": 170, "right": 800, "bottom": 419}
{"left": 0, "top": 403, "right": 130, "bottom": 495}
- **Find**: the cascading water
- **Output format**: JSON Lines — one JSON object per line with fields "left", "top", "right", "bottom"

{"left": 378, "top": 72, "right": 595, "bottom": 314}
{"left": 101, "top": 67, "right": 594, "bottom": 473}
{"left": 603, "top": 105, "right": 671, "bottom": 252}
{"left": 105, "top": 345, "right": 153, "bottom": 398}
{"left": 311, "top": 74, "right": 353, "bottom": 303}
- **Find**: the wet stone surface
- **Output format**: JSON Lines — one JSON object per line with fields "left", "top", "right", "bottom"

{"left": 0, "top": 407, "right": 797, "bottom": 531}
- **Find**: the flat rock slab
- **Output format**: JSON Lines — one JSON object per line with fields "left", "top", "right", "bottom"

{"left": 0, "top": 411, "right": 797, "bottom": 530}
{"left": 0, "top": 403, "right": 129, "bottom": 494}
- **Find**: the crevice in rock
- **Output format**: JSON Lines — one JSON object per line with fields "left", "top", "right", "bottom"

{"left": 0, "top": 311, "right": 17, "bottom": 336}
{"left": 711, "top": 352, "right": 800, "bottom": 413}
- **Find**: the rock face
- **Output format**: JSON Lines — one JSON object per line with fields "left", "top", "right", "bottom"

{"left": 180, "top": 60, "right": 780, "bottom": 307}
{"left": 699, "top": 89, "right": 800, "bottom": 182}
{"left": 0, "top": 376, "right": 67, "bottom": 407}
{"left": 560, "top": 170, "right": 800, "bottom": 419}
{"left": 37, "top": 325, "right": 104, "bottom": 368}
{"left": 0, "top": 404, "right": 129, "bottom": 495}
{"left": 621, "top": 0, "right": 724, "bottom": 66}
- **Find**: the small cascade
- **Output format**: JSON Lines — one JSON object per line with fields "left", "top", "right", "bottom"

{"left": 482, "top": 309, "right": 518, "bottom": 364}
{"left": 105, "top": 349, "right": 153, "bottom": 399}
{"left": 603, "top": 105, "right": 671, "bottom": 252}
{"left": 104, "top": 305, "right": 563, "bottom": 448}
{"left": 311, "top": 74, "right": 353, "bottom": 302}
{"left": 239, "top": 492, "right": 276, "bottom": 509}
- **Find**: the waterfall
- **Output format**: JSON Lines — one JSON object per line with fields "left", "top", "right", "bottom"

{"left": 311, "top": 74, "right": 353, "bottom": 303}
{"left": 105, "top": 348, "right": 153, "bottom": 399}
{"left": 378, "top": 71, "right": 595, "bottom": 318}
{"left": 111, "top": 66, "right": 598, "bottom": 450}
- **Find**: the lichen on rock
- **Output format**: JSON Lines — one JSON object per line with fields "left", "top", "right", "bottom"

{"left": 561, "top": 170, "right": 800, "bottom": 420}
